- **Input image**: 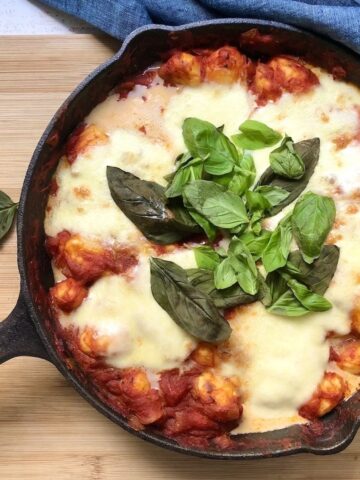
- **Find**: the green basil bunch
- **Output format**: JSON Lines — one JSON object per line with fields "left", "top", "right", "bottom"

{"left": 107, "top": 117, "right": 339, "bottom": 341}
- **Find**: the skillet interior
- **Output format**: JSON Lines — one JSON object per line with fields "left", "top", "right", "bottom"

{"left": 18, "top": 19, "right": 360, "bottom": 459}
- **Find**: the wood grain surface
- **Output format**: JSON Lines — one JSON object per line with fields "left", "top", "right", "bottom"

{"left": 0, "top": 34, "right": 359, "bottom": 480}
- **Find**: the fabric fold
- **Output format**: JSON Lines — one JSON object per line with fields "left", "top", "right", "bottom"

{"left": 38, "top": 0, "right": 360, "bottom": 53}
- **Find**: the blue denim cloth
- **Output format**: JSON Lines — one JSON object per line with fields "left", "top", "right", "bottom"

{"left": 39, "top": 0, "right": 360, "bottom": 53}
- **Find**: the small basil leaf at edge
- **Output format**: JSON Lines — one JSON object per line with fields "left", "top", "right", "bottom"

{"left": 256, "top": 137, "right": 320, "bottom": 216}
{"left": 150, "top": 257, "right": 231, "bottom": 343}
{"left": 0, "top": 191, "right": 18, "bottom": 241}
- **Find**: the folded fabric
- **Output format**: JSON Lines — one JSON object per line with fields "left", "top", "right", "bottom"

{"left": 38, "top": 0, "right": 360, "bottom": 53}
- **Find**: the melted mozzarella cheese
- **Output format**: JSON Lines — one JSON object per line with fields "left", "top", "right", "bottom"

{"left": 59, "top": 250, "right": 197, "bottom": 371}
{"left": 46, "top": 69, "right": 360, "bottom": 433}
{"left": 45, "top": 129, "right": 174, "bottom": 244}
{"left": 163, "top": 82, "right": 253, "bottom": 154}
{"left": 251, "top": 75, "right": 360, "bottom": 196}
{"left": 226, "top": 72, "right": 360, "bottom": 432}
{"left": 223, "top": 303, "right": 329, "bottom": 431}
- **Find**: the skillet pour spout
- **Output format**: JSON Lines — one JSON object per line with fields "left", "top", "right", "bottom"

{"left": 1, "top": 19, "right": 360, "bottom": 459}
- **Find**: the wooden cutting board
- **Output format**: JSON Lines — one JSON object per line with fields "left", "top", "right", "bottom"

{"left": 0, "top": 34, "right": 359, "bottom": 480}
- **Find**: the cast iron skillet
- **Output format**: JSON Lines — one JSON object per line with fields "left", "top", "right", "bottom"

{"left": 1, "top": 19, "right": 360, "bottom": 460}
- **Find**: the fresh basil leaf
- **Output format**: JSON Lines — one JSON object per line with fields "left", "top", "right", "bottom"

{"left": 262, "top": 215, "right": 292, "bottom": 273}
{"left": 175, "top": 151, "right": 193, "bottom": 168}
{"left": 165, "top": 158, "right": 203, "bottom": 198}
{"left": 194, "top": 246, "right": 221, "bottom": 270}
{"left": 256, "top": 138, "right": 320, "bottom": 216}
{"left": 263, "top": 271, "right": 288, "bottom": 306}
{"left": 187, "top": 268, "right": 258, "bottom": 308}
{"left": 228, "top": 238, "right": 259, "bottom": 295}
{"left": 269, "top": 136, "right": 305, "bottom": 180}
{"left": 228, "top": 151, "right": 257, "bottom": 195}
{"left": 254, "top": 186, "right": 290, "bottom": 208}
{"left": 231, "top": 120, "right": 282, "bottom": 150}
{"left": 107, "top": 166, "right": 199, "bottom": 244}
{"left": 183, "top": 180, "right": 248, "bottom": 230}
{"left": 284, "top": 245, "right": 339, "bottom": 295}
{"left": 203, "top": 194, "right": 248, "bottom": 229}
{"left": 226, "top": 174, "right": 247, "bottom": 195}
{"left": 0, "top": 191, "right": 17, "bottom": 241}
{"left": 188, "top": 209, "right": 217, "bottom": 242}
{"left": 287, "top": 278, "right": 332, "bottom": 312}
{"left": 0, "top": 191, "right": 15, "bottom": 209}
{"left": 257, "top": 272, "right": 272, "bottom": 306}
{"left": 263, "top": 269, "right": 306, "bottom": 315}
{"left": 292, "top": 192, "right": 336, "bottom": 263}
{"left": 264, "top": 246, "right": 338, "bottom": 316}
{"left": 214, "top": 257, "right": 237, "bottom": 290}
{"left": 267, "top": 290, "right": 309, "bottom": 317}
{"left": 240, "top": 229, "right": 271, "bottom": 261}
{"left": 150, "top": 258, "right": 231, "bottom": 343}
{"left": 215, "top": 246, "right": 228, "bottom": 257}
{"left": 204, "top": 134, "right": 238, "bottom": 176}
{"left": 212, "top": 172, "right": 235, "bottom": 188}
{"left": 240, "top": 151, "right": 256, "bottom": 176}
{"left": 246, "top": 190, "right": 271, "bottom": 213}
{"left": 250, "top": 211, "right": 263, "bottom": 235}
{"left": 182, "top": 118, "right": 238, "bottom": 175}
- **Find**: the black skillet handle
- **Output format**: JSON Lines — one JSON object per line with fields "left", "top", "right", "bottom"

{"left": 0, "top": 292, "right": 50, "bottom": 364}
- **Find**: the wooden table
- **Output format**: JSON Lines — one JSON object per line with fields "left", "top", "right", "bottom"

{"left": 0, "top": 34, "right": 359, "bottom": 480}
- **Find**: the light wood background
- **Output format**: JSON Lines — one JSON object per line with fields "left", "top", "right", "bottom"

{"left": 0, "top": 34, "right": 359, "bottom": 480}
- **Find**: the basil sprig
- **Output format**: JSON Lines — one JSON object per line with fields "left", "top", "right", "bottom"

{"left": 150, "top": 258, "right": 231, "bottom": 343}
{"left": 0, "top": 191, "right": 18, "bottom": 241}
{"left": 263, "top": 245, "right": 339, "bottom": 316}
